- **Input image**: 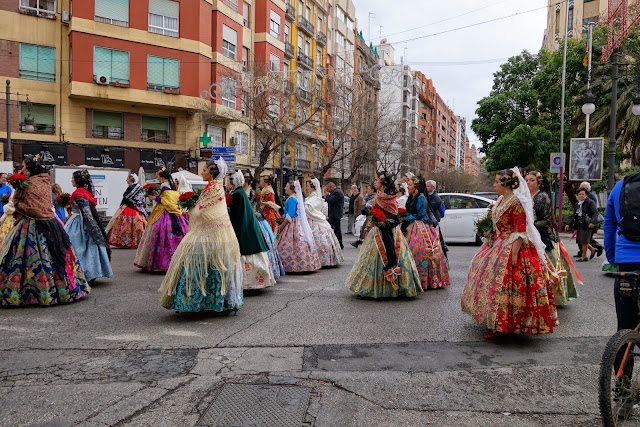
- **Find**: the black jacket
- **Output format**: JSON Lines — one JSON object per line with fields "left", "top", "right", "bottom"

{"left": 570, "top": 198, "right": 598, "bottom": 230}
{"left": 326, "top": 187, "right": 344, "bottom": 219}
{"left": 427, "top": 191, "right": 443, "bottom": 222}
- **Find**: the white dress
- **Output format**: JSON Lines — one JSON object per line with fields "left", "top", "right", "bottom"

{"left": 304, "top": 192, "right": 344, "bottom": 267}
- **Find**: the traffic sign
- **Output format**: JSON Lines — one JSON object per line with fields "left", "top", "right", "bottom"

{"left": 550, "top": 152, "right": 565, "bottom": 174}
{"left": 211, "top": 147, "right": 235, "bottom": 154}
{"left": 214, "top": 155, "right": 236, "bottom": 163}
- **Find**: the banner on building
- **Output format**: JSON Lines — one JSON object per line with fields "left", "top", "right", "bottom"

{"left": 22, "top": 144, "right": 67, "bottom": 165}
{"left": 140, "top": 151, "right": 176, "bottom": 170}
{"left": 84, "top": 146, "right": 125, "bottom": 168}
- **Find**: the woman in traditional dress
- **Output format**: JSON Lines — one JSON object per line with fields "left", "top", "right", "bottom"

{"left": 64, "top": 170, "right": 113, "bottom": 282}
{"left": 461, "top": 169, "right": 559, "bottom": 339}
{"left": 0, "top": 190, "right": 16, "bottom": 245}
{"left": 401, "top": 175, "right": 450, "bottom": 289}
{"left": 345, "top": 171, "right": 422, "bottom": 298}
{"left": 243, "top": 171, "right": 285, "bottom": 281}
{"left": 134, "top": 167, "right": 188, "bottom": 272}
{"left": 51, "top": 183, "right": 66, "bottom": 222}
{"left": 228, "top": 170, "right": 276, "bottom": 290}
{"left": 259, "top": 174, "right": 282, "bottom": 232}
{"left": 276, "top": 181, "right": 321, "bottom": 273}
{"left": 526, "top": 170, "right": 578, "bottom": 306}
{"left": 0, "top": 155, "right": 90, "bottom": 306}
{"left": 159, "top": 158, "right": 244, "bottom": 313}
{"left": 305, "top": 178, "right": 344, "bottom": 267}
{"left": 106, "top": 174, "right": 148, "bottom": 249}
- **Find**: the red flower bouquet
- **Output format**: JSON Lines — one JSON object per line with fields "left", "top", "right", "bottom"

{"left": 225, "top": 193, "right": 233, "bottom": 207}
{"left": 397, "top": 208, "right": 409, "bottom": 221}
{"left": 8, "top": 173, "right": 28, "bottom": 190}
{"left": 369, "top": 206, "right": 394, "bottom": 229}
{"left": 474, "top": 206, "right": 494, "bottom": 247}
{"left": 55, "top": 193, "right": 71, "bottom": 208}
{"left": 178, "top": 191, "right": 199, "bottom": 210}
{"left": 143, "top": 183, "right": 159, "bottom": 197}
{"left": 0, "top": 194, "right": 9, "bottom": 206}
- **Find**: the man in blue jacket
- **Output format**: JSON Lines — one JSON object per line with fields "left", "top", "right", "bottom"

{"left": 0, "top": 173, "right": 11, "bottom": 215}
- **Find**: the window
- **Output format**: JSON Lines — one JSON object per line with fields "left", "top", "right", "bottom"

{"left": 234, "top": 132, "right": 248, "bottom": 154}
{"left": 284, "top": 24, "right": 290, "bottom": 43}
{"left": 242, "top": 47, "right": 248, "bottom": 71}
{"left": 20, "top": 102, "right": 54, "bottom": 133}
{"left": 298, "top": 34, "right": 304, "bottom": 51}
{"left": 206, "top": 125, "right": 223, "bottom": 147}
{"left": 19, "top": 0, "right": 56, "bottom": 18}
{"left": 149, "top": 0, "right": 179, "bottom": 37}
{"left": 92, "top": 110, "right": 123, "bottom": 139}
{"left": 317, "top": 16, "right": 322, "bottom": 32}
{"left": 335, "top": 31, "right": 344, "bottom": 48}
{"left": 19, "top": 44, "right": 55, "bottom": 82}
{"left": 299, "top": 0, "right": 304, "bottom": 16}
{"left": 568, "top": 2, "right": 574, "bottom": 34}
{"left": 243, "top": 2, "right": 250, "bottom": 27}
{"left": 270, "top": 53, "right": 280, "bottom": 72}
{"left": 305, "top": 5, "right": 310, "bottom": 20}
{"left": 241, "top": 91, "right": 248, "bottom": 116}
{"left": 336, "top": 6, "right": 345, "bottom": 22}
{"left": 317, "top": 48, "right": 322, "bottom": 68}
{"left": 314, "top": 145, "right": 321, "bottom": 169}
{"left": 346, "top": 17, "right": 354, "bottom": 31}
{"left": 147, "top": 55, "right": 179, "bottom": 92}
{"left": 94, "top": 46, "right": 130, "bottom": 84}
{"left": 221, "top": 76, "right": 236, "bottom": 108}
{"left": 222, "top": 25, "right": 237, "bottom": 60}
{"left": 270, "top": 10, "right": 281, "bottom": 39}
{"left": 305, "top": 40, "right": 310, "bottom": 56}
{"left": 269, "top": 96, "right": 280, "bottom": 118}
{"left": 141, "top": 115, "right": 169, "bottom": 143}
{"left": 95, "top": 0, "right": 129, "bottom": 27}
{"left": 345, "top": 39, "right": 353, "bottom": 52}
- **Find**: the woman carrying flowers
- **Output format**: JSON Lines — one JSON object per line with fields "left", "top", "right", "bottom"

{"left": 105, "top": 173, "right": 148, "bottom": 249}
{"left": 134, "top": 167, "right": 188, "bottom": 272}
{"left": 344, "top": 171, "right": 421, "bottom": 298}
{"left": 0, "top": 155, "right": 90, "bottom": 306}
{"left": 259, "top": 174, "right": 282, "bottom": 232}
{"left": 401, "top": 175, "right": 450, "bottom": 290}
{"left": 461, "top": 169, "right": 559, "bottom": 339}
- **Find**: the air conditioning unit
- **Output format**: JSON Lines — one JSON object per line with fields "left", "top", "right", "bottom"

{"left": 61, "top": 10, "right": 70, "bottom": 23}
{"left": 95, "top": 75, "right": 110, "bottom": 85}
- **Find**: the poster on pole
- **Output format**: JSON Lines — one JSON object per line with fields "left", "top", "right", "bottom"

{"left": 569, "top": 137, "right": 604, "bottom": 181}
{"left": 549, "top": 152, "right": 565, "bottom": 174}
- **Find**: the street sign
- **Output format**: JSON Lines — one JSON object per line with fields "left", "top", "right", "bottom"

{"left": 550, "top": 152, "right": 565, "bottom": 174}
{"left": 215, "top": 155, "right": 236, "bottom": 162}
{"left": 211, "top": 147, "right": 235, "bottom": 154}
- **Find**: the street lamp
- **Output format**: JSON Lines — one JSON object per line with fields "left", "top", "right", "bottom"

{"left": 582, "top": 89, "right": 596, "bottom": 116}
{"left": 22, "top": 95, "right": 35, "bottom": 133}
{"left": 632, "top": 91, "right": 640, "bottom": 117}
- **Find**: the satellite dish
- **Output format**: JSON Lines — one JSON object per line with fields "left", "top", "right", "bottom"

{"left": 380, "top": 38, "right": 387, "bottom": 44}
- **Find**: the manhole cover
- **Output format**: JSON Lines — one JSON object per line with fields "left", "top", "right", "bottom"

{"left": 198, "top": 383, "right": 312, "bottom": 427}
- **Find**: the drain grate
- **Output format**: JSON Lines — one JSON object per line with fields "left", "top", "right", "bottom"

{"left": 198, "top": 383, "right": 312, "bottom": 427}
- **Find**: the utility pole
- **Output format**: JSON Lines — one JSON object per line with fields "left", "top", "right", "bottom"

{"left": 608, "top": 48, "right": 619, "bottom": 191}
{"left": 5, "top": 80, "right": 12, "bottom": 163}
{"left": 558, "top": 0, "right": 570, "bottom": 233}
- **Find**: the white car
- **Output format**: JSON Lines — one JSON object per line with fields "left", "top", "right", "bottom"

{"left": 438, "top": 193, "right": 494, "bottom": 244}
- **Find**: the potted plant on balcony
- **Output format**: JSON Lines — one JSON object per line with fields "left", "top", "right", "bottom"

{"left": 164, "top": 88, "right": 180, "bottom": 95}
{"left": 113, "top": 81, "right": 129, "bottom": 88}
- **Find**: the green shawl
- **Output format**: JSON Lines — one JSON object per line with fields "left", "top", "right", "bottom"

{"left": 230, "top": 187, "right": 269, "bottom": 256}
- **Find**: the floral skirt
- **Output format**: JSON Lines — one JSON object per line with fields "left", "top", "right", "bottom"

{"left": 345, "top": 226, "right": 422, "bottom": 298}
{"left": 65, "top": 214, "right": 113, "bottom": 281}
{"left": 0, "top": 214, "right": 15, "bottom": 246}
{"left": 405, "top": 221, "right": 450, "bottom": 289}
{"left": 258, "top": 219, "right": 285, "bottom": 281}
{"left": 263, "top": 207, "right": 281, "bottom": 233}
{"left": 547, "top": 248, "right": 579, "bottom": 306}
{"left": 310, "top": 219, "right": 344, "bottom": 267}
{"left": 461, "top": 235, "right": 559, "bottom": 335}
{"left": 107, "top": 206, "right": 147, "bottom": 249}
{"left": 134, "top": 211, "right": 188, "bottom": 272}
{"left": 0, "top": 217, "right": 90, "bottom": 306}
{"left": 277, "top": 217, "right": 321, "bottom": 273}
{"left": 242, "top": 252, "right": 276, "bottom": 290}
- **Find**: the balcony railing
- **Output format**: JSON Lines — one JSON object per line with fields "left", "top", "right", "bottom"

{"left": 299, "top": 89, "right": 312, "bottom": 103}
{"left": 148, "top": 84, "right": 180, "bottom": 94}
{"left": 95, "top": 15, "right": 128, "bottom": 27}
{"left": 285, "top": 2, "right": 295, "bottom": 20}
{"left": 298, "top": 15, "right": 314, "bottom": 36}
{"left": 297, "top": 51, "right": 312, "bottom": 69}
{"left": 142, "top": 131, "right": 169, "bottom": 143}
{"left": 220, "top": 0, "right": 238, "bottom": 12}
{"left": 285, "top": 41, "right": 295, "bottom": 58}
{"left": 316, "top": 31, "right": 327, "bottom": 46}
{"left": 19, "top": 0, "right": 56, "bottom": 19}
{"left": 295, "top": 159, "right": 311, "bottom": 170}
{"left": 20, "top": 123, "right": 55, "bottom": 134}
{"left": 93, "top": 126, "right": 123, "bottom": 139}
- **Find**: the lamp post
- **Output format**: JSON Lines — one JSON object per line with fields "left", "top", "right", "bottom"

{"left": 5, "top": 80, "right": 11, "bottom": 162}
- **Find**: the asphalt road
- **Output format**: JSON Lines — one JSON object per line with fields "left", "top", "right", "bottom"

{"left": 0, "top": 229, "right": 617, "bottom": 426}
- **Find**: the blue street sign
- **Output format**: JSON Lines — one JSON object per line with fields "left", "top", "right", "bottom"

{"left": 214, "top": 155, "right": 236, "bottom": 162}
{"left": 211, "top": 147, "right": 235, "bottom": 154}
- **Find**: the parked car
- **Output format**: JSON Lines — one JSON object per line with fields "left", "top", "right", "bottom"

{"left": 438, "top": 193, "right": 494, "bottom": 244}
{"left": 473, "top": 191, "right": 499, "bottom": 201}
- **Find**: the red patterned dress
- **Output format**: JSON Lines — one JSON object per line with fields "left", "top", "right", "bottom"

{"left": 260, "top": 185, "right": 281, "bottom": 232}
{"left": 461, "top": 195, "right": 559, "bottom": 334}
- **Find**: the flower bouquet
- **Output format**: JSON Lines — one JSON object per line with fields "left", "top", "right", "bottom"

{"left": 369, "top": 206, "right": 395, "bottom": 229}
{"left": 178, "top": 191, "right": 200, "bottom": 210}
{"left": 397, "top": 208, "right": 409, "bottom": 221}
{"left": 0, "top": 195, "right": 9, "bottom": 206}
{"left": 474, "top": 207, "right": 494, "bottom": 247}
{"left": 225, "top": 193, "right": 233, "bottom": 207}
{"left": 8, "top": 173, "right": 28, "bottom": 190}
{"left": 275, "top": 218, "right": 285, "bottom": 225}
{"left": 55, "top": 193, "right": 71, "bottom": 208}
{"left": 143, "top": 183, "right": 159, "bottom": 197}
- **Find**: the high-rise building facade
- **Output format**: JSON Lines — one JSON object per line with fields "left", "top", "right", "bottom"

{"left": 414, "top": 70, "right": 436, "bottom": 174}
{"left": 456, "top": 115, "right": 466, "bottom": 173}
{"left": 543, "top": 0, "right": 607, "bottom": 51}
{"left": 464, "top": 141, "right": 480, "bottom": 177}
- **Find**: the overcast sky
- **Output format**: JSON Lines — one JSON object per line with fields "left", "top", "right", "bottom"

{"left": 351, "top": 0, "right": 549, "bottom": 147}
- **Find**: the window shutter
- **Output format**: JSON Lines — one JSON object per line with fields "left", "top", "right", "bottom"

{"left": 164, "top": 58, "right": 179, "bottom": 88}
{"left": 94, "top": 47, "right": 111, "bottom": 77}
{"left": 110, "top": 50, "right": 130, "bottom": 83}
{"left": 24, "top": 104, "right": 55, "bottom": 125}
{"left": 20, "top": 44, "right": 38, "bottom": 78}
{"left": 38, "top": 46, "right": 55, "bottom": 81}
{"left": 94, "top": 111, "right": 123, "bottom": 128}
{"left": 142, "top": 116, "right": 169, "bottom": 131}
{"left": 149, "top": 0, "right": 179, "bottom": 18}
{"left": 95, "top": 0, "right": 129, "bottom": 22}
{"left": 222, "top": 25, "right": 237, "bottom": 45}
{"left": 271, "top": 10, "right": 280, "bottom": 26}
{"left": 147, "top": 55, "right": 164, "bottom": 85}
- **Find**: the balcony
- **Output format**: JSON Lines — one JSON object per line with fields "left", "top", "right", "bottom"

{"left": 19, "top": 0, "right": 56, "bottom": 19}
{"left": 316, "top": 31, "right": 327, "bottom": 46}
{"left": 295, "top": 159, "right": 311, "bottom": 170}
{"left": 285, "top": 2, "right": 295, "bottom": 21}
{"left": 298, "top": 15, "right": 314, "bottom": 36}
{"left": 299, "top": 89, "right": 312, "bottom": 103}
{"left": 284, "top": 41, "right": 295, "bottom": 58}
{"left": 297, "top": 51, "right": 313, "bottom": 70}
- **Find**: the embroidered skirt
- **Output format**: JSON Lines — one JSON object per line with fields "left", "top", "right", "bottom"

{"left": 106, "top": 206, "right": 148, "bottom": 249}
{"left": 405, "top": 221, "right": 450, "bottom": 289}
{"left": 134, "top": 211, "right": 188, "bottom": 272}
{"left": 276, "top": 217, "right": 321, "bottom": 273}
{"left": 0, "top": 214, "right": 15, "bottom": 246}
{"left": 258, "top": 219, "right": 285, "bottom": 281}
{"left": 65, "top": 214, "right": 113, "bottom": 281}
{"left": 309, "top": 218, "right": 344, "bottom": 267}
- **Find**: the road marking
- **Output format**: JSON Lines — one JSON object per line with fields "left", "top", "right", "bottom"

{"left": 163, "top": 329, "right": 202, "bottom": 337}
{"left": 96, "top": 334, "right": 147, "bottom": 341}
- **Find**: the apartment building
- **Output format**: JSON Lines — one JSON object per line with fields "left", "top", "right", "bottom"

{"left": 464, "top": 140, "right": 480, "bottom": 177}
{"left": 455, "top": 115, "right": 466, "bottom": 173}
{"left": 414, "top": 70, "right": 436, "bottom": 174}
{"left": 433, "top": 95, "right": 456, "bottom": 171}
{"left": 543, "top": 0, "right": 607, "bottom": 51}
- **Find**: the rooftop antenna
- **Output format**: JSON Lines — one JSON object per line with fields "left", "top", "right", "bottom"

{"left": 368, "top": 12, "right": 375, "bottom": 41}
{"left": 403, "top": 44, "right": 408, "bottom": 64}
{"left": 379, "top": 25, "right": 383, "bottom": 40}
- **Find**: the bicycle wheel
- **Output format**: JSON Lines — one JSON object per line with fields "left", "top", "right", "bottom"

{"left": 599, "top": 329, "right": 640, "bottom": 426}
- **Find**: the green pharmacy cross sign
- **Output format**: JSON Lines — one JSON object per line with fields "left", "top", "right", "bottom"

{"left": 199, "top": 131, "right": 212, "bottom": 147}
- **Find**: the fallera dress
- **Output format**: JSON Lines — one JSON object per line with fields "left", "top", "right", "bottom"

{"left": 402, "top": 194, "right": 450, "bottom": 289}
{"left": 134, "top": 184, "right": 188, "bottom": 272}
{"left": 345, "top": 192, "right": 422, "bottom": 298}
{"left": 0, "top": 174, "right": 90, "bottom": 306}
{"left": 246, "top": 186, "right": 285, "bottom": 281}
{"left": 159, "top": 179, "right": 244, "bottom": 313}
{"left": 461, "top": 195, "right": 559, "bottom": 334}
{"left": 260, "top": 185, "right": 282, "bottom": 232}
{"left": 532, "top": 191, "right": 578, "bottom": 306}
{"left": 64, "top": 188, "right": 113, "bottom": 282}
{"left": 0, "top": 193, "right": 16, "bottom": 246}
{"left": 106, "top": 183, "right": 148, "bottom": 249}
{"left": 277, "top": 196, "right": 321, "bottom": 273}
{"left": 52, "top": 195, "right": 66, "bottom": 222}
{"left": 229, "top": 187, "right": 276, "bottom": 290}
{"left": 304, "top": 191, "right": 344, "bottom": 267}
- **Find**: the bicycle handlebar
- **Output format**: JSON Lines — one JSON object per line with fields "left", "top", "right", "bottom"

{"left": 611, "top": 271, "right": 640, "bottom": 279}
